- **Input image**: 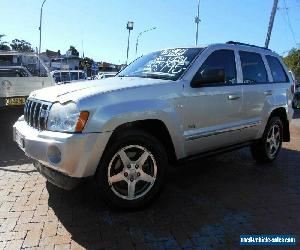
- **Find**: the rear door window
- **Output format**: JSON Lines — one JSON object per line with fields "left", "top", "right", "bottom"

{"left": 266, "top": 55, "right": 289, "bottom": 83}
{"left": 239, "top": 51, "right": 268, "bottom": 83}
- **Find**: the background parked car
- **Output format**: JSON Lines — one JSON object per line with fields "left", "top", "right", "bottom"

{"left": 96, "top": 72, "right": 117, "bottom": 79}
{"left": 0, "top": 51, "right": 54, "bottom": 108}
{"left": 51, "top": 70, "right": 87, "bottom": 84}
{"left": 293, "top": 85, "right": 300, "bottom": 109}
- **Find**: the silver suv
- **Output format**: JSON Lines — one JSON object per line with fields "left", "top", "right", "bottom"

{"left": 13, "top": 42, "right": 294, "bottom": 208}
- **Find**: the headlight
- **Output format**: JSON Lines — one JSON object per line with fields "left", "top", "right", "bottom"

{"left": 47, "top": 102, "right": 89, "bottom": 133}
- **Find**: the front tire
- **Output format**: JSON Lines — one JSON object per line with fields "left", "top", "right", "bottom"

{"left": 96, "top": 130, "right": 168, "bottom": 209}
{"left": 251, "top": 116, "right": 283, "bottom": 163}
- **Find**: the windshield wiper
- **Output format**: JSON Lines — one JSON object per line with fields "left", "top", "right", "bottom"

{"left": 143, "top": 72, "right": 174, "bottom": 80}
{"left": 118, "top": 73, "right": 174, "bottom": 80}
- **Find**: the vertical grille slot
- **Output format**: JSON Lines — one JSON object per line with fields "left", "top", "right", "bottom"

{"left": 33, "top": 103, "right": 41, "bottom": 128}
{"left": 29, "top": 102, "right": 36, "bottom": 126}
{"left": 39, "top": 104, "right": 49, "bottom": 130}
{"left": 25, "top": 100, "right": 32, "bottom": 123}
{"left": 23, "top": 99, "right": 50, "bottom": 130}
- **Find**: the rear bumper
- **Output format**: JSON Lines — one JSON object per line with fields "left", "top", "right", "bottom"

{"left": 13, "top": 118, "right": 112, "bottom": 178}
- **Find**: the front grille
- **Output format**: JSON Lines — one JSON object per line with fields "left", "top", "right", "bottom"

{"left": 24, "top": 99, "right": 51, "bottom": 130}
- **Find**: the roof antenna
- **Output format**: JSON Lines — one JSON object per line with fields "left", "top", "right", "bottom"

{"left": 81, "top": 39, "right": 85, "bottom": 58}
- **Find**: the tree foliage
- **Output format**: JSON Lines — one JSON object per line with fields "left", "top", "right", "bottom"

{"left": 0, "top": 34, "right": 11, "bottom": 51}
{"left": 284, "top": 48, "right": 300, "bottom": 84}
{"left": 80, "top": 57, "right": 93, "bottom": 69}
{"left": 10, "top": 39, "right": 34, "bottom": 52}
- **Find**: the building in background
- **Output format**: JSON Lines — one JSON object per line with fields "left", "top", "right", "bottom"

{"left": 51, "top": 56, "right": 80, "bottom": 71}
{"left": 98, "top": 61, "right": 121, "bottom": 72}
{"left": 40, "top": 49, "right": 124, "bottom": 75}
{"left": 39, "top": 49, "right": 61, "bottom": 69}
{"left": 39, "top": 49, "right": 80, "bottom": 71}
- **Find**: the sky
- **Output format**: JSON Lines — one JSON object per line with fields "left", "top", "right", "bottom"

{"left": 1, "top": 0, "right": 300, "bottom": 64}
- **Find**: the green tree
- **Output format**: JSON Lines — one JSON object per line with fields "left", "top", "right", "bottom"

{"left": 67, "top": 45, "right": 79, "bottom": 57}
{"left": 10, "top": 39, "right": 34, "bottom": 52}
{"left": 80, "top": 57, "right": 94, "bottom": 77}
{"left": 0, "top": 34, "right": 11, "bottom": 51}
{"left": 284, "top": 48, "right": 300, "bottom": 84}
{"left": 80, "top": 57, "right": 93, "bottom": 69}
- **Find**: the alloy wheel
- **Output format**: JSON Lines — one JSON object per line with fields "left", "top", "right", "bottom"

{"left": 265, "top": 124, "right": 281, "bottom": 158}
{"left": 107, "top": 145, "right": 157, "bottom": 200}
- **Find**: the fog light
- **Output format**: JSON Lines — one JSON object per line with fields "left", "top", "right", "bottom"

{"left": 47, "top": 146, "right": 61, "bottom": 164}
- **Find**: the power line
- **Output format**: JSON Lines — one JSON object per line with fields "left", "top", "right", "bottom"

{"left": 279, "top": 8, "right": 290, "bottom": 40}
{"left": 282, "top": 0, "right": 298, "bottom": 45}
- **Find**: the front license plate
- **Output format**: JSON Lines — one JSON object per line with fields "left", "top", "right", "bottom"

{"left": 15, "top": 131, "right": 25, "bottom": 149}
{"left": 5, "top": 97, "right": 26, "bottom": 106}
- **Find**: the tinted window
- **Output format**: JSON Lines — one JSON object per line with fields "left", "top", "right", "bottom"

{"left": 193, "top": 50, "right": 237, "bottom": 84}
{"left": 239, "top": 51, "right": 268, "bottom": 83}
{"left": 266, "top": 55, "right": 289, "bottom": 83}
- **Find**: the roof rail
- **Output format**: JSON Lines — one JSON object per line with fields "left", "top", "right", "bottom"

{"left": 226, "top": 41, "right": 271, "bottom": 51}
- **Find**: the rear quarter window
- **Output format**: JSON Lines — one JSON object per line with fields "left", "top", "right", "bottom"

{"left": 266, "top": 55, "right": 289, "bottom": 83}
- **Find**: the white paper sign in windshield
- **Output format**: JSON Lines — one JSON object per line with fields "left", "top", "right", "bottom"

{"left": 144, "top": 49, "right": 190, "bottom": 76}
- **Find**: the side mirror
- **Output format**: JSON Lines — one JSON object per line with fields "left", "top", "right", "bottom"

{"left": 191, "top": 68, "right": 225, "bottom": 87}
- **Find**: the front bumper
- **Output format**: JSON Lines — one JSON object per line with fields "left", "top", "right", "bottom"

{"left": 34, "top": 161, "right": 81, "bottom": 190}
{"left": 13, "top": 118, "right": 112, "bottom": 180}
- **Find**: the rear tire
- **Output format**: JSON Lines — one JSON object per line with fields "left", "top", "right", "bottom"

{"left": 96, "top": 130, "right": 168, "bottom": 209}
{"left": 251, "top": 116, "right": 283, "bottom": 164}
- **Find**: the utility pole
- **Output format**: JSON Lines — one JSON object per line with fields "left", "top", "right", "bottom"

{"left": 195, "top": 0, "right": 200, "bottom": 45}
{"left": 39, "top": 0, "right": 47, "bottom": 55}
{"left": 265, "top": 0, "right": 278, "bottom": 48}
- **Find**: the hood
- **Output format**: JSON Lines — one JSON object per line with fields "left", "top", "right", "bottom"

{"left": 29, "top": 77, "right": 171, "bottom": 103}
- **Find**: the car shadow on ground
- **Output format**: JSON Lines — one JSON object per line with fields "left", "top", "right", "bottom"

{"left": 0, "top": 107, "right": 32, "bottom": 167}
{"left": 47, "top": 147, "right": 300, "bottom": 249}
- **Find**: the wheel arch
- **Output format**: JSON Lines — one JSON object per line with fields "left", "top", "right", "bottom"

{"left": 268, "top": 107, "right": 290, "bottom": 142}
{"left": 104, "top": 119, "right": 179, "bottom": 165}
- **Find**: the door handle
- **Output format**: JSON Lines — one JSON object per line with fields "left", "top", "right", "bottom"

{"left": 228, "top": 94, "right": 240, "bottom": 100}
{"left": 264, "top": 90, "right": 272, "bottom": 96}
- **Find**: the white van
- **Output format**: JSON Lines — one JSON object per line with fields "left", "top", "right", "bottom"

{"left": 96, "top": 71, "right": 118, "bottom": 80}
{"left": 0, "top": 51, "right": 54, "bottom": 108}
{"left": 50, "top": 70, "right": 87, "bottom": 84}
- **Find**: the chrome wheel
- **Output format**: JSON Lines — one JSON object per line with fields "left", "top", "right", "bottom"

{"left": 265, "top": 124, "right": 281, "bottom": 158}
{"left": 107, "top": 145, "right": 157, "bottom": 200}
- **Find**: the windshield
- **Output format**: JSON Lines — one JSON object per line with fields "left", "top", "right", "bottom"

{"left": 118, "top": 48, "right": 202, "bottom": 81}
